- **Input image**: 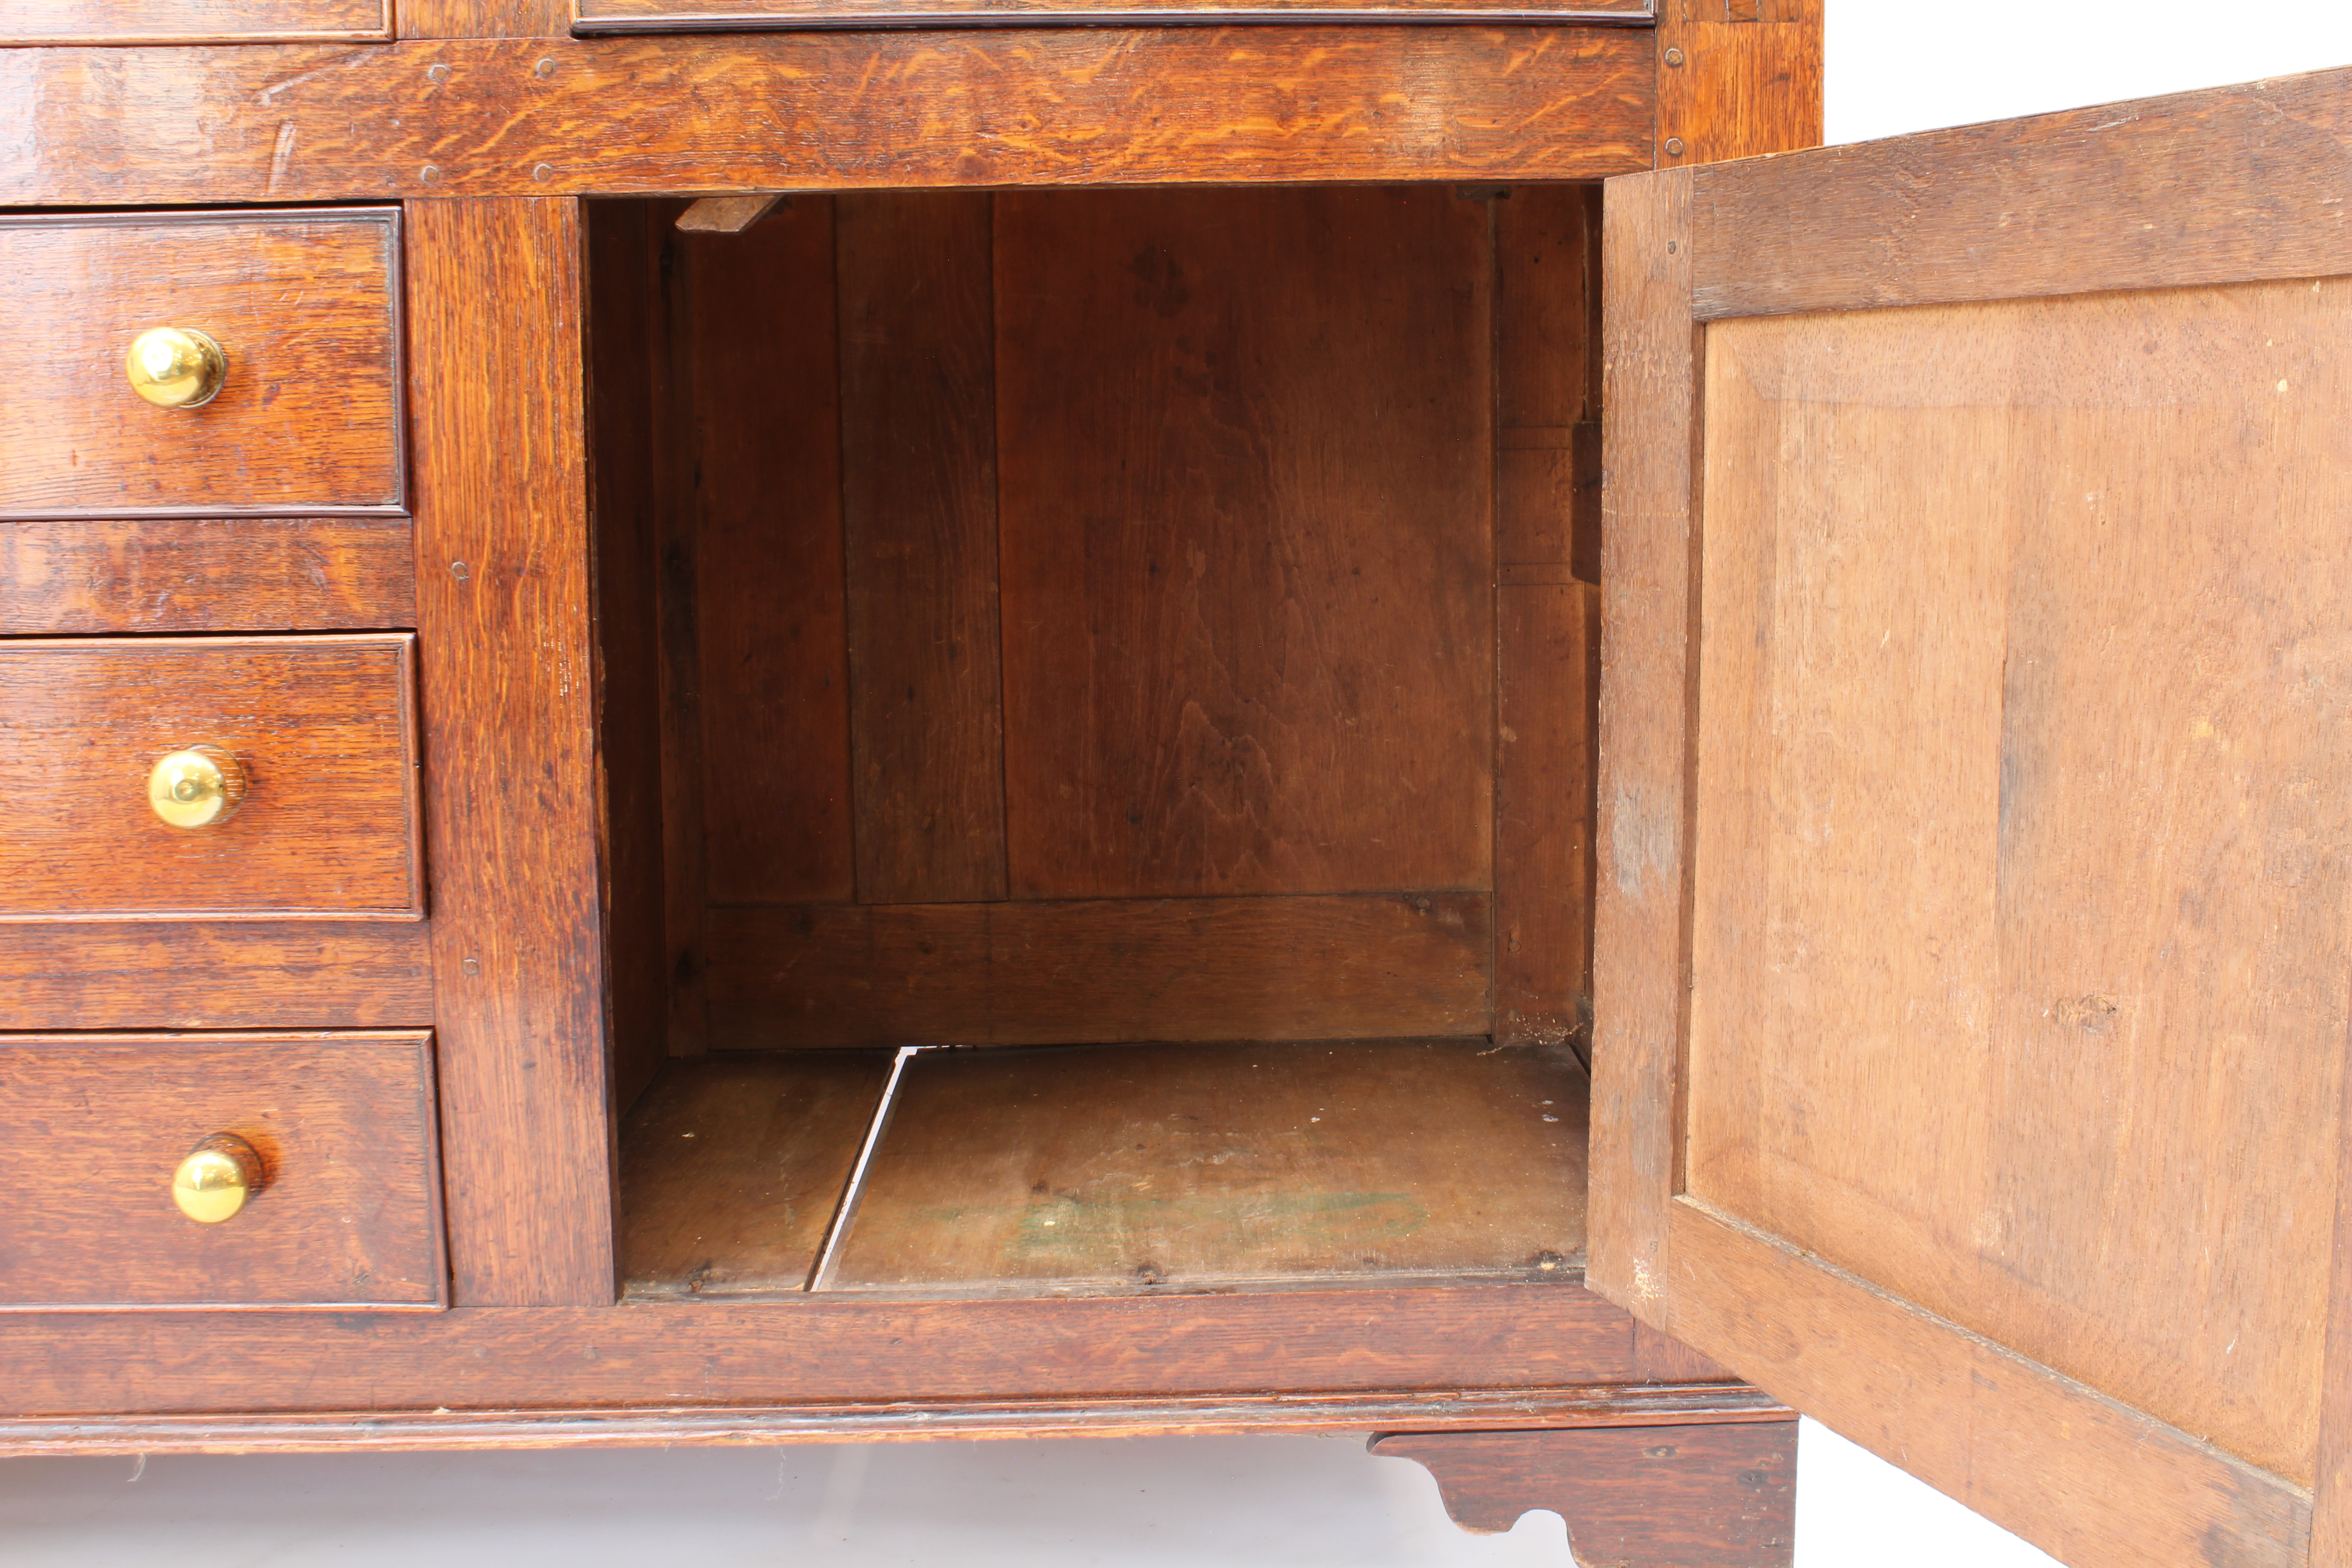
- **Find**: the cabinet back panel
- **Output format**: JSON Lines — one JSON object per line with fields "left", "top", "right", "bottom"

{"left": 1685, "top": 279, "right": 2352, "bottom": 1484}
{"left": 656, "top": 188, "right": 1539, "bottom": 1049}
{"left": 996, "top": 186, "right": 1496, "bottom": 901}
{"left": 706, "top": 893, "right": 1492, "bottom": 1049}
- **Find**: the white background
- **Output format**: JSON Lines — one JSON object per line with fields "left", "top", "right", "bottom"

{"left": 10, "top": 3, "right": 2352, "bottom": 1563}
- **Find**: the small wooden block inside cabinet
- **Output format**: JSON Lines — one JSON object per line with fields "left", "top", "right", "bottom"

{"left": 4, "top": 8, "right": 2351, "bottom": 1568}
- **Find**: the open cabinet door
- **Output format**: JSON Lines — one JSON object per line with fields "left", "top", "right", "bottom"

{"left": 1590, "top": 66, "right": 2352, "bottom": 1568}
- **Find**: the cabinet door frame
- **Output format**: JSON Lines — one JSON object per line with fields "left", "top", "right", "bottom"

{"left": 1591, "top": 64, "right": 2352, "bottom": 1568}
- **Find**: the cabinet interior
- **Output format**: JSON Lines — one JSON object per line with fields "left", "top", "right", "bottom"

{"left": 586, "top": 184, "right": 1604, "bottom": 1301}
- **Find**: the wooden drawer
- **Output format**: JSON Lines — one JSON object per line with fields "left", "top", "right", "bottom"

{"left": 0, "top": 210, "right": 402, "bottom": 518}
{"left": 0, "top": 0, "right": 390, "bottom": 44}
{"left": 0, "top": 1032, "right": 442, "bottom": 1309}
{"left": 0, "top": 635, "right": 421, "bottom": 919}
{"left": 574, "top": 0, "right": 1645, "bottom": 31}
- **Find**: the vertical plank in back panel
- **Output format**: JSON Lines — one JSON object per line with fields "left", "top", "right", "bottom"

{"left": 1496, "top": 582, "right": 1600, "bottom": 1050}
{"left": 996, "top": 186, "right": 1495, "bottom": 901}
{"left": 641, "top": 200, "right": 708, "bottom": 1058}
{"left": 837, "top": 192, "right": 1008, "bottom": 906}
{"left": 684, "top": 199, "right": 855, "bottom": 907}
{"left": 408, "top": 198, "right": 615, "bottom": 1305}
{"left": 586, "top": 199, "right": 670, "bottom": 1114}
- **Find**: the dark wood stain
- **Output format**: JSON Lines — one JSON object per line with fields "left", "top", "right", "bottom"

{"left": 0, "top": 1383, "right": 1791, "bottom": 1454}
{"left": 578, "top": 0, "right": 1649, "bottom": 29}
{"left": 1494, "top": 583, "right": 1600, "bottom": 1051}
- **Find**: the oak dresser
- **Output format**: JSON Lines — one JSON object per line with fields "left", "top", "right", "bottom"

{"left": 5, "top": 5, "right": 2351, "bottom": 1566}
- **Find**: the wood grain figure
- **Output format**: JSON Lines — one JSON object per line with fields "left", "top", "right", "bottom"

{"left": 0, "top": 210, "right": 403, "bottom": 518}
{"left": 0, "top": 517, "right": 415, "bottom": 635}
{"left": 838, "top": 191, "right": 1009, "bottom": 906}
{"left": 0, "top": 0, "right": 388, "bottom": 43}
{"left": 827, "top": 1039, "right": 1588, "bottom": 1296}
{"left": 407, "top": 198, "right": 617, "bottom": 1308}
{"left": 996, "top": 186, "right": 1495, "bottom": 900}
{"left": 0, "top": 32, "right": 1656, "bottom": 206}
{"left": 0, "top": 921, "right": 434, "bottom": 1031}
{"left": 0, "top": 635, "right": 421, "bottom": 919}
{"left": 706, "top": 894, "right": 1495, "bottom": 1049}
{"left": 0, "top": 1033, "right": 442, "bottom": 1310}
{"left": 1372, "top": 1421, "right": 1795, "bottom": 1565}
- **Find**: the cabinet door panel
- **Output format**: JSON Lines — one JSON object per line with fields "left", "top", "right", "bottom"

{"left": 1593, "top": 64, "right": 2352, "bottom": 1568}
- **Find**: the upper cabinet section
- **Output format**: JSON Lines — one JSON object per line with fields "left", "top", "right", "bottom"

{"left": 573, "top": 0, "right": 1645, "bottom": 32}
{"left": 0, "top": 209, "right": 403, "bottom": 519}
{"left": 0, "top": 0, "right": 389, "bottom": 44}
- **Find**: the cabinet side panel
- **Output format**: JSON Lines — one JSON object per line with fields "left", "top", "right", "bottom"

{"left": 409, "top": 198, "right": 618, "bottom": 1306}
{"left": 585, "top": 199, "right": 671, "bottom": 1115}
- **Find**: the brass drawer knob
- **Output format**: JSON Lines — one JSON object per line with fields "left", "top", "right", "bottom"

{"left": 147, "top": 745, "right": 247, "bottom": 830}
{"left": 125, "top": 326, "right": 229, "bottom": 410}
{"left": 172, "top": 1133, "right": 263, "bottom": 1225}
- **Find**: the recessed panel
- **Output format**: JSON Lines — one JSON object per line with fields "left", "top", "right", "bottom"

{"left": 1685, "top": 279, "right": 2352, "bottom": 1482}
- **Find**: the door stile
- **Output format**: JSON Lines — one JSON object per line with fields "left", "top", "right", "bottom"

{"left": 1589, "top": 161, "right": 1696, "bottom": 1314}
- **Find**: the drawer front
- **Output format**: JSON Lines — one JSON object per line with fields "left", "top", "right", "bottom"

{"left": 0, "top": 210, "right": 402, "bottom": 517}
{"left": 0, "top": 1033, "right": 442, "bottom": 1309}
{"left": 0, "top": 635, "right": 421, "bottom": 918}
{"left": 575, "top": 0, "right": 1646, "bottom": 28}
{"left": 0, "top": 0, "right": 389, "bottom": 43}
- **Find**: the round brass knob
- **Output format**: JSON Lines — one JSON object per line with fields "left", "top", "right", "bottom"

{"left": 172, "top": 1133, "right": 263, "bottom": 1225}
{"left": 147, "top": 745, "right": 247, "bottom": 830}
{"left": 125, "top": 326, "right": 229, "bottom": 410}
